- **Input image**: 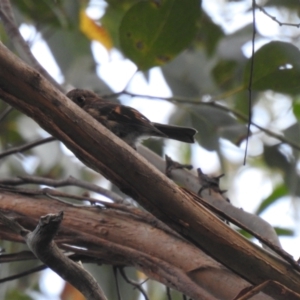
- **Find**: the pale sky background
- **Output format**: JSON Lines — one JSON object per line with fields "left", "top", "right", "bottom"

{"left": 16, "top": 0, "right": 300, "bottom": 298}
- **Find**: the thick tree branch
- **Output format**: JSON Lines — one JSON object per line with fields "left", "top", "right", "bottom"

{"left": 0, "top": 41, "right": 299, "bottom": 298}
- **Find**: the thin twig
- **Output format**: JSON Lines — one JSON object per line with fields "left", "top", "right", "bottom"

{"left": 0, "top": 264, "right": 47, "bottom": 284}
{"left": 0, "top": 175, "right": 125, "bottom": 204}
{"left": 0, "top": 136, "right": 56, "bottom": 160}
{"left": 166, "top": 286, "right": 172, "bottom": 300}
{"left": 119, "top": 267, "right": 149, "bottom": 300}
{"left": 243, "top": 0, "right": 257, "bottom": 164}
{"left": 0, "top": 250, "right": 36, "bottom": 263}
{"left": 0, "top": 211, "right": 29, "bottom": 236}
{"left": 113, "top": 267, "right": 122, "bottom": 300}
{"left": 0, "top": 184, "right": 125, "bottom": 210}
{"left": 256, "top": 4, "right": 300, "bottom": 28}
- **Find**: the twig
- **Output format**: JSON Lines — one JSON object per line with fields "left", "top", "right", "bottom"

{"left": 0, "top": 264, "right": 47, "bottom": 284}
{"left": 0, "top": 184, "right": 125, "bottom": 210}
{"left": 0, "top": 136, "right": 56, "bottom": 160}
{"left": 243, "top": 0, "right": 257, "bottom": 165}
{"left": 0, "top": 250, "right": 36, "bottom": 263}
{"left": 256, "top": 4, "right": 300, "bottom": 28}
{"left": 0, "top": 175, "right": 125, "bottom": 204}
{"left": 166, "top": 286, "right": 172, "bottom": 300}
{"left": 113, "top": 266, "right": 122, "bottom": 300}
{"left": 0, "top": 210, "right": 29, "bottom": 236}
{"left": 119, "top": 267, "right": 149, "bottom": 300}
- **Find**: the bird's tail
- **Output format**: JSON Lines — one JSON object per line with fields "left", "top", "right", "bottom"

{"left": 153, "top": 123, "right": 197, "bottom": 143}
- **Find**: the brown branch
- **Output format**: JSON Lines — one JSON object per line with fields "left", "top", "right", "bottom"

{"left": 0, "top": 250, "right": 36, "bottom": 263}
{"left": 0, "top": 184, "right": 124, "bottom": 210}
{"left": 0, "top": 264, "right": 47, "bottom": 284}
{"left": 0, "top": 136, "right": 56, "bottom": 159}
{"left": 0, "top": 175, "right": 125, "bottom": 204}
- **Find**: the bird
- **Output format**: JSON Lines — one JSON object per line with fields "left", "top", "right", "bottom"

{"left": 66, "top": 89, "right": 197, "bottom": 149}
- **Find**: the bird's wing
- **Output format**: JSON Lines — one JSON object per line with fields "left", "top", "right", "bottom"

{"left": 85, "top": 102, "right": 152, "bottom": 127}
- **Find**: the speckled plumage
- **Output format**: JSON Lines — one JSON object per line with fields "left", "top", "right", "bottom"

{"left": 67, "top": 89, "right": 197, "bottom": 149}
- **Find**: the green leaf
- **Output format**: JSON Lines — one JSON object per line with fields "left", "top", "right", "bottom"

{"left": 237, "top": 226, "right": 294, "bottom": 239}
{"left": 263, "top": 144, "right": 290, "bottom": 170}
{"left": 243, "top": 41, "right": 300, "bottom": 94}
{"left": 293, "top": 97, "right": 300, "bottom": 120}
{"left": 255, "top": 184, "right": 288, "bottom": 215}
{"left": 119, "top": 0, "right": 200, "bottom": 70}
{"left": 6, "top": 290, "right": 34, "bottom": 300}
{"left": 274, "top": 226, "right": 294, "bottom": 237}
{"left": 13, "top": 0, "right": 69, "bottom": 28}
{"left": 265, "top": 0, "right": 300, "bottom": 9}
{"left": 198, "top": 12, "right": 224, "bottom": 56}
{"left": 212, "top": 59, "right": 239, "bottom": 90}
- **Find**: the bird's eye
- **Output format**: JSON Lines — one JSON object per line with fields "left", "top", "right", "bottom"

{"left": 76, "top": 96, "right": 85, "bottom": 106}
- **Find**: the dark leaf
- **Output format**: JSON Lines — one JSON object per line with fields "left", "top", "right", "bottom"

{"left": 274, "top": 226, "right": 294, "bottom": 237}
{"left": 255, "top": 184, "right": 288, "bottom": 215}
{"left": 119, "top": 0, "right": 200, "bottom": 70}
{"left": 243, "top": 41, "right": 300, "bottom": 94}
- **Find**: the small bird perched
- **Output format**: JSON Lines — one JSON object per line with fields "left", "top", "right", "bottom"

{"left": 66, "top": 89, "right": 197, "bottom": 149}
